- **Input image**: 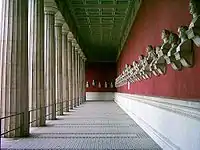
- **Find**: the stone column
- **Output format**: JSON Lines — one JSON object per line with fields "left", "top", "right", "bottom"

{"left": 44, "top": 0, "right": 57, "bottom": 120}
{"left": 0, "top": 0, "right": 29, "bottom": 137}
{"left": 68, "top": 32, "right": 73, "bottom": 109}
{"left": 74, "top": 45, "right": 79, "bottom": 107}
{"left": 55, "top": 12, "right": 64, "bottom": 115}
{"left": 83, "top": 57, "right": 87, "bottom": 102}
{"left": 77, "top": 50, "right": 80, "bottom": 106}
{"left": 62, "top": 23, "right": 69, "bottom": 112}
{"left": 79, "top": 53, "right": 83, "bottom": 104}
{"left": 71, "top": 39, "right": 77, "bottom": 108}
{"left": 28, "top": 0, "right": 45, "bottom": 126}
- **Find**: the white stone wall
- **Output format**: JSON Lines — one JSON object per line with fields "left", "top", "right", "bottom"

{"left": 86, "top": 92, "right": 114, "bottom": 101}
{"left": 114, "top": 93, "right": 200, "bottom": 150}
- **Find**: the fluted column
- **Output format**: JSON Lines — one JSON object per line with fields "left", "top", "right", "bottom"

{"left": 78, "top": 49, "right": 82, "bottom": 105}
{"left": 0, "top": 0, "right": 29, "bottom": 137}
{"left": 55, "top": 12, "right": 64, "bottom": 115}
{"left": 71, "top": 39, "right": 76, "bottom": 108}
{"left": 68, "top": 32, "right": 73, "bottom": 109}
{"left": 28, "top": 0, "right": 45, "bottom": 127}
{"left": 79, "top": 54, "right": 83, "bottom": 104}
{"left": 77, "top": 50, "right": 80, "bottom": 106}
{"left": 44, "top": 0, "right": 57, "bottom": 120}
{"left": 62, "top": 23, "right": 69, "bottom": 112}
{"left": 74, "top": 45, "right": 79, "bottom": 107}
{"left": 83, "top": 57, "right": 86, "bottom": 102}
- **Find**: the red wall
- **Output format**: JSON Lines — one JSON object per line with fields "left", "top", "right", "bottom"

{"left": 86, "top": 62, "right": 117, "bottom": 92}
{"left": 117, "top": 0, "right": 200, "bottom": 101}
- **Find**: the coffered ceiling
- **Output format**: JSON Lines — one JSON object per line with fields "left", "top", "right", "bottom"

{"left": 56, "top": 0, "right": 141, "bottom": 62}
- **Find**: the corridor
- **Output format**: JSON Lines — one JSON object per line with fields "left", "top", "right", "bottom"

{"left": 2, "top": 101, "right": 161, "bottom": 150}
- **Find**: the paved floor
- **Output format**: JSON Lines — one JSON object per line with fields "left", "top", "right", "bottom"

{"left": 2, "top": 101, "right": 161, "bottom": 150}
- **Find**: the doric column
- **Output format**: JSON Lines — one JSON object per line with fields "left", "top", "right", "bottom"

{"left": 78, "top": 49, "right": 82, "bottom": 105}
{"left": 62, "top": 23, "right": 70, "bottom": 112}
{"left": 71, "top": 39, "right": 77, "bottom": 108}
{"left": 0, "top": 0, "right": 29, "bottom": 137}
{"left": 28, "top": 0, "right": 45, "bottom": 127}
{"left": 83, "top": 57, "right": 87, "bottom": 102}
{"left": 55, "top": 12, "right": 64, "bottom": 115}
{"left": 44, "top": 0, "right": 57, "bottom": 120}
{"left": 68, "top": 32, "right": 73, "bottom": 109}
{"left": 79, "top": 53, "right": 83, "bottom": 104}
{"left": 75, "top": 44, "right": 79, "bottom": 107}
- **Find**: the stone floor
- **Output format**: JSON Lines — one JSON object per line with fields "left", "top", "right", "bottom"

{"left": 1, "top": 101, "right": 162, "bottom": 150}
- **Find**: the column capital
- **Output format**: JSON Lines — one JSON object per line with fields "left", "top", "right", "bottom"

{"left": 78, "top": 48, "right": 82, "bottom": 54}
{"left": 55, "top": 12, "right": 65, "bottom": 26}
{"left": 62, "top": 23, "right": 69, "bottom": 34}
{"left": 80, "top": 51, "right": 84, "bottom": 59}
{"left": 72, "top": 38, "right": 77, "bottom": 47}
{"left": 68, "top": 32, "right": 74, "bottom": 41}
{"left": 75, "top": 44, "right": 80, "bottom": 52}
{"left": 44, "top": 0, "right": 58, "bottom": 14}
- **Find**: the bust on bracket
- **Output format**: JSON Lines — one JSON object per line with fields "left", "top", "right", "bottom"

{"left": 149, "top": 46, "right": 160, "bottom": 76}
{"left": 145, "top": 45, "right": 159, "bottom": 76}
{"left": 186, "top": 0, "right": 200, "bottom": 47}
{"left": 175, "top": 26, "right": 194, "bottom": 67}
{"left": 166, "top": 32, "right": 182, "bottom": 70}
{"left": 132, "top": 61, "right": 141, "bottom": 81}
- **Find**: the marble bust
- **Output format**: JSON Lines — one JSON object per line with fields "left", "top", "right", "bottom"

{"left": 149, "top": 46, "right": 160, "bottom": 76}
{"left": 132, "top": 61, "right": 141, "bottom": 81}
{"left": 123, "top": 64, "right": 130, "bottom": 82}
{"left": 104, "top": 81, "right": 107, "bottom": 88}
{"left": 175, "top": 26, "right": 193, "bottom": 67}
{"left": 138, "top": 55, "right": 149, "bottom": 79}
{"left": 127, "top": 64, "right": 135, "bottom": 83}
{"left": 166, "top": 32, "right": 182, "bottom": 70}
{"left": 92, "top": 80, "right": 95, "bottom": 86}
{"left": 98, "top": 82, "right": 101, "bottom": 88}
{"left": 145, "top": 45, "right": 158, "bottom": 76}
{"left": 153, "top": 46, "right": 167, "bottom": 75}
{"left": 110, "top": 82, "right": 114, "bottom": 88}
{"left": 86, "top": 81, "right": 89, "bottom": 88}
{"left": 161, "top": 29, "right": 171, "bottom": 55}
{"left": 187, "top": 0, "right": 200, "bottom": 47}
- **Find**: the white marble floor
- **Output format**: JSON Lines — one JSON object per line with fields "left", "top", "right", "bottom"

{"left": 1, "top": 101, "right": 161, "bottom": 150}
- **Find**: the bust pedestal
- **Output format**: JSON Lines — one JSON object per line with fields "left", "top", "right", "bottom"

{"left": 167, "top": 46, "right": 182, "bottom": 71}
{"left": 187, "top": 16, "right": 200, "bottom": 47}
{"left": 175, "top": 39, "right": 193, "bottom": 67}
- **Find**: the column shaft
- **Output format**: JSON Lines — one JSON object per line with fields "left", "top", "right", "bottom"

{"left": 55, "top": 21, "right": 63, "bottom": 115}
{"left": 0, "top": 0, "right": 29, "bottom": 137}
{"left": 72, "top": 45, "right": 76, "bottom": 108}
{"left": 67, "top": 38, "right": 73, "bottom": 109}
{"left": 79, "top": 57, "right": 83, "bottom": 104}
{"left": 71, "top": 44, "right": 75, "bottom": 109}
{"left": 44, "top": 11, "right": 56, "bottom": 120}
{"left": 75, "top": 50, "right": 78, "bottom": 107}
{"left": 28, "top": 0, "right": 45, "bottom": 127}
{"left": 77, "top": 52, "right": 81, "bottom": 106}
{"left": 62, "top": 25, "right": 69, "bottom": 112}
{"left": 83, "top": 60, "right": 86, "bottom": 102}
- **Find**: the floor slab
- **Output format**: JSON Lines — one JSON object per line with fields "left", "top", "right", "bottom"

{"left": 1, "top": 101, "right": 162, "bottom": 150}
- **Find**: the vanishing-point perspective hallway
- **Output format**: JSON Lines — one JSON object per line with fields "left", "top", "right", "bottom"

{"left": 2, "top": 101, "right": 161, "bottom": 150}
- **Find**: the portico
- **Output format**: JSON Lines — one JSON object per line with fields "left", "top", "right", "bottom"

{"left": 0, "top": 0, "right": 200, "bottom": 150}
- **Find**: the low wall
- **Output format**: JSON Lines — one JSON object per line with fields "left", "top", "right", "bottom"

{"left": 114, "top": 92, "right": 200, "bottom": 150}
{"left": 86, "top": 92, "right": 114, "bottom": 101}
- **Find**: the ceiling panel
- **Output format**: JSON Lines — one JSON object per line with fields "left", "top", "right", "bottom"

{"left": 56, "top": 0, "right": 141, "bottom": 62}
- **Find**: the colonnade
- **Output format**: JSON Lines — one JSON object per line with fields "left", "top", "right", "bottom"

{"left": 0, "top": 0, "right": 86, "bottom": 137}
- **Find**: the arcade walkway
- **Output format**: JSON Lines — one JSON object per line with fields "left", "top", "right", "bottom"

{"left": 2, "top": 101, "right": 161, "bottom": 150}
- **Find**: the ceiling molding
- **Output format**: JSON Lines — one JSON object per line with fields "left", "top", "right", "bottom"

{"left": 116, "top": 0, "right": 142, "bottom": 61}
{"left": 56, "top": 0, "right": 140, "bottom": 62}
{"left": 55, "top": 0, "right": 87, "bottom": 56}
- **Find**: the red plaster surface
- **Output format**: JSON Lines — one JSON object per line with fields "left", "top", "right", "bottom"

{"left": 117, "top": 0, "right": 200, "bottom": 100}
{"left": 86, "top": 62, "right": 117, "bottom": 92}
